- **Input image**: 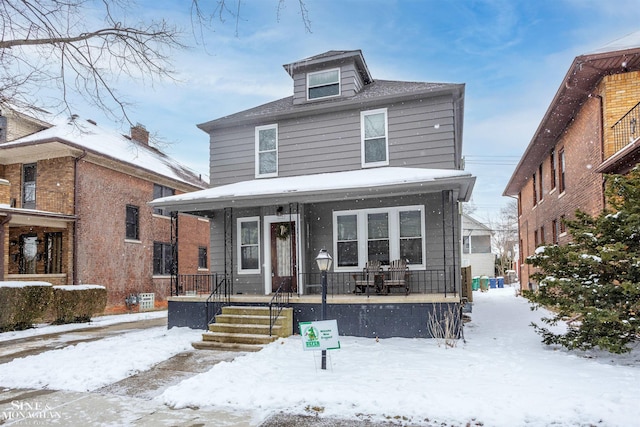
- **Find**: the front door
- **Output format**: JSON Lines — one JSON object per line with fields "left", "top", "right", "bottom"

{"left": 270, "top": 222, "right": 297, "bottom": 293}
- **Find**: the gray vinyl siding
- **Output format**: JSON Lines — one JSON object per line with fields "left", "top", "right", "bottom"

{"left": 210, "top": 95, "right": 458, "bottom": 186}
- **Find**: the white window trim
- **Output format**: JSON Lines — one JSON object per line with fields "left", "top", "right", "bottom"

{"left": 332, "top": 205, "right": 426, "bottom": 271}
{"left": 307, "top": 68, "right": 341, "bottom": 101}
{"left": 255, "top": 124, "right": 278, "bottom": 178}
{"left": 360, "top": 108, "right": 389, "bottom": 168}
{"left": 237, "top": 217, "right": 261, "bottom": 274}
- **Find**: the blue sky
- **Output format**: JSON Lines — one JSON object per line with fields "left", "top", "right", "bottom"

{"left": 73, "top": 0, "right": 640, "bottom": 223}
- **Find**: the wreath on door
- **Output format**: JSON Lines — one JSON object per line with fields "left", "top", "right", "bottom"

{"left": 276, "top": 223, "right": 291, "bottom": 240}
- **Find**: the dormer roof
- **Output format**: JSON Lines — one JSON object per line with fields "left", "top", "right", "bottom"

{"left": 283, "top": 50, "right": 373, "bottom": 84}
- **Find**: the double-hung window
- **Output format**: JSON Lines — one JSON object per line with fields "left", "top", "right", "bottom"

{"left": 256, "top": 124, "right": 278, "bottom": 177}
{"left": 198, "top": 247, "right": 208, "bottom": 269}
{"left": 125, "top": 205, "right": 140, "bottom": 240}
{"left": 307, "top": 68, "right": 340, "bottom": 100}
{"left": 238, "top": 217, "right": 260, "bottom": 273}
{"left": 333, "top": 206, "right": 425, "bottom": 270}
{"left": 153, "top": 184, "right": 175, "bottom": 216}
{"left": 153, "top": 242, "right": 172, "bottom": 275}
{"left": 22, "top": 163, "right": 36, "bottom": 209}
{"left": 361, "top": 108, "right": 389, "bottom": 167}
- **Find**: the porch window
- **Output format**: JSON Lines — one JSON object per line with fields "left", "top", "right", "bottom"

{"left": 367, "top": 212, "right": 389, "bottom": 264}
{"left": 361, "top": 109, "right": 389, "bottom": 167}
{"left": 45, "top": 232, "right": 63, "bottom": 274}
{"left": 333, "top": 205, "right": 425, "bottom": 270}
{"left": 125, "top": 205, "right": 140, "bottom": 240}
{"left": 19, "top": 234, "right": 38, "bottom": 274}
{"left": 153, "top": 184, "right": 175, "bottom": 216}
{"left": 153, "top": 242, "right": 172, "bottom": 275}
{"left": 336, "top": 214, "right": 358, "bottom": 267}
{"left": 22, "top": 163, "right": 36, "bottom": 209}
{"left": 307, "top": 68, "right": 340, "bottom": 100}
{"left": 400, "top": 210, "right": 423, "bottom": 264}
{"left": 238, "top": 217, "right": 260, "bottom": 273}
{"left": 198, "top": 246, "right": 208, "bottom": 269}
{"left": 255, "top": 124, "right": 278, "bottom": 178}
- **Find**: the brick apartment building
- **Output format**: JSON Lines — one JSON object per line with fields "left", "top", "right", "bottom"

{"left": 0, "top": 107, "right": 210, "bottom": 311}
{"left": 504, "top": 32, "right": 640, "bottom": 289}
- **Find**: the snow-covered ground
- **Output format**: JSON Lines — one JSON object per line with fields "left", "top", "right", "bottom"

{"left": 1, "top": 287, "right": 639, "bottom": 426}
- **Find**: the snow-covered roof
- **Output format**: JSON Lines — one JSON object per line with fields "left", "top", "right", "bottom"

{"left": 151, "top": 167, "right": 475, "bottom": 211}
{"left": 3, "top": 115, "right": 207, "bottom": 189}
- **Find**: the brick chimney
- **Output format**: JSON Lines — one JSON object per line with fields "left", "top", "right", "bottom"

{"left": 130, "top": 124, "right": 149, "bottom": 145}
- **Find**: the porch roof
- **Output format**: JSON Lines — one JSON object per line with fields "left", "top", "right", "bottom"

{"left": 150, "top": 167, "right": 475, "bottom": 212}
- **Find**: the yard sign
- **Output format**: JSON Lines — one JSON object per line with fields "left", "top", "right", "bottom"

{"left": 299, "top": 319, "right": 340, "bottom": 351}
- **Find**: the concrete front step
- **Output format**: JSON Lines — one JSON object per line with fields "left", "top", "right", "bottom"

{"left": 202, "top": 331, "right": 278, "bottom": 345}
{"left": 192, "top": 305, "right": 293, "bottom": 351}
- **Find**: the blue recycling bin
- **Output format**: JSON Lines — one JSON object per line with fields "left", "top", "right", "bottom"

{"left": 497, "top": 277, "right": 504, "bottom": 288}
{"left": 489, "top": 277, "right": 497, "bottom": 289}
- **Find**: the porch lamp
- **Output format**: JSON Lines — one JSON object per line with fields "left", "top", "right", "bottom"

{"left": 315, "top": 248, "right": 332, "bottom": 370}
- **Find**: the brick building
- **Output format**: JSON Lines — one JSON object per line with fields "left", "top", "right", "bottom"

{"left": 503, "top": 32, "right": 640, "bottom": 289}
{"left": 0, "top": 107, "right": 209, "bottom": 311}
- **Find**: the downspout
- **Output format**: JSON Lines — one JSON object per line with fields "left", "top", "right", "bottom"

{"left": 590, "top": 92, "right": 606, "bottom": 210}
{"left": 73, "top": 150, "right": 88, "bottom": 285}
{"left": 0, "top": 214, "right": 12, "bottom": 280}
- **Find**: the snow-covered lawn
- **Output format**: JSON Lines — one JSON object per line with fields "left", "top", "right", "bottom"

{"left": 1, "top": 287, "right": 638, "bottom": 426}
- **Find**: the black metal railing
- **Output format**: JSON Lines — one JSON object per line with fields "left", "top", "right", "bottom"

{"left": 298, "top": 267, "right": 455, "bottom": 296}
{"left": 205, "top": 274, "right": 231, "bottom": 325}
{"left": 176, "top": 274, "right": 219, "bottom": 296}
{"left": 269, "top": 285, "right": 290, "bottom": 336}
{"left": 612, "top": 101, "right": 640, "bottom": 153}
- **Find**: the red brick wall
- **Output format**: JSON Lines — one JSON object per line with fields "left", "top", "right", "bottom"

{"left": 518, "top": 95, "right": 605, "bottom": 287}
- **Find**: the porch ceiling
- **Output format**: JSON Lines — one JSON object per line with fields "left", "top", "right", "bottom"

{"left": 151, "top": 167, "right": 476, "bottom": 212}
{"left": 0, "top": 208, "right": 75, "bottom": 228}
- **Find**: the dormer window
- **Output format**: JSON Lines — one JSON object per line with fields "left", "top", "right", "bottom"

{"left": 307, "top": 68, "right": 340, "bottom": 100}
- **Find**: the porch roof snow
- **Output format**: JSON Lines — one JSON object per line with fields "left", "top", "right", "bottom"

{"left": 150, "top": 167, "right": 475, "bottom": 212}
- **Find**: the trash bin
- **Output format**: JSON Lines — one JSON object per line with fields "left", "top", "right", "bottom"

{"left": 489, "top": 277, "right": 497, "bottom": 288}
{"left": 472, "top": 276, "right": 480, "bottom": 291}
{"left": 497, "top": 277, "right": 504, "bottom": 288}
{"left": 480, "top": 276, "right": 489, "bottom": 291}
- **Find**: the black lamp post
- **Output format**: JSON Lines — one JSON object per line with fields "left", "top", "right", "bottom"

{"left": 315, "top": 248, "right": 332, "bottom": 370}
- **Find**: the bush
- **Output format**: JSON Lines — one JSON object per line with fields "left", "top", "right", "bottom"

{"left": 50, "top": 285, "right": 107, "bottom": 324}
{"left": 0, "top": 282, "right": 53, "bottom": 331}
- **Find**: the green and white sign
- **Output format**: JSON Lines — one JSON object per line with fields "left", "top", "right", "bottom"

{"left": 299, "top": 319, "right": 340, "bottom": 351}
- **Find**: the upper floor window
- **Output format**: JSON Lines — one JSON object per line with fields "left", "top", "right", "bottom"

{"left": 255, "top": 124, "right": 278, "bottom": 178}
{"left": 307, "top": 68, "right": 340, "bottom": 100}
{"left": 558, "top": 148, "right": 566, "bottom": 193}
{"left": 126, "top": 204, "right": 140, "bottom": 240}
{"left": 153, "top": 242, "right": 172, "bottom": 275}
{"left": 22, "top": 163, "right": 36, "bottom": 209}
{"left": 532, "top": 172, "right": 537, "bottom": 206}
{"left": 550, "top": 150, "right": 556, "bottom": 190}
{"left": 538, "top": 164, "right": 544, "bottom": 202}
{"left": 361, "top": 108, "right": 389, "bottom": 167}
{"left": 153, "top": 184, "right": 175, "bottom": 216}
{"left": 238, "top": 217, "right": 260, "bottom": 274}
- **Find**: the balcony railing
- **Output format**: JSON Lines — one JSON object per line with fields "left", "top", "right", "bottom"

{"left": 611, "top": 101, "right": 640, "bottom": 154}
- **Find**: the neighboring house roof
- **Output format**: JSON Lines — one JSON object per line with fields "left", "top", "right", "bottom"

{"left": 198, "top": 79, "right": 463, "bottom": 131}
{"left": 2, "top": 115, "right": 208, "bottom": 189}
{"left": 463, "top": 214, "right": 492, "bottom": 235}
{"left": 151, "top": 167, "right": 475, "bottom": 212}
{"left": 503, "top": 31, "right": 640, "bottom": 196}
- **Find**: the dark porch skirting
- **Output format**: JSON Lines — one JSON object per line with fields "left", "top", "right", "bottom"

{"left": 167, "top": 295, "right": 463, "bottom": 339}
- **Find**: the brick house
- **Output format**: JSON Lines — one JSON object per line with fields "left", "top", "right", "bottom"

{"left": 503, "top": 32, "right": 640, "bottom": 289}
{"left": 153, "top": 50, "right": 476, "bottom": 338}
{"left": 0, "top": 107, "right": 210, "bottom": 311}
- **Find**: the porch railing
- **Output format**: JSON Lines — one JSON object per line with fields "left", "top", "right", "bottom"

{"left": 298, "top": 267, "right": 456, "bottom": 296}
{"left": 176, "top": 274, "right": 219, "bottom": 296}
{"left": 269, "top": 285, "right": 290, "bottom": 336}
{"left": 611, "top": 101, "right": 640, "bottom": 154}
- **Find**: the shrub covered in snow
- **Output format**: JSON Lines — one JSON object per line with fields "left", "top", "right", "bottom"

{"left": 524, "top": 168, "right": 640, "bottom": 354}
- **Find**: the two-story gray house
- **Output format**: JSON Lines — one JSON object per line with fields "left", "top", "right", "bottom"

{"left": 152, "top": 50, "right": 475, "bottom": 339}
